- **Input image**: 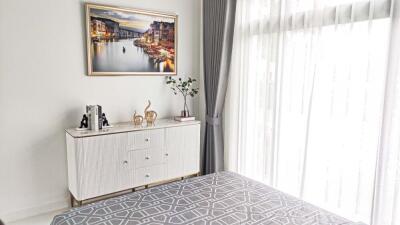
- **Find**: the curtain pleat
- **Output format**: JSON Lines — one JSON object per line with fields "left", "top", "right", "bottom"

{"left": 371, "top": 1, "right": 400, "bottom": 224}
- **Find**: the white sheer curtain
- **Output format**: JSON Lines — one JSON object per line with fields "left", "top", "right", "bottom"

{"left": 224, "top": 0, "right": 398, "bottom": 224}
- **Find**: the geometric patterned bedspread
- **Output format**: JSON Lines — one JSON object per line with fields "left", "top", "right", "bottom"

{"left": 51, "top": 171, "right": 362, "bottom": 225}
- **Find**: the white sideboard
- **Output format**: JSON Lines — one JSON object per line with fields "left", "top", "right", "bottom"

{"left": 65, "top": 119, "right": 201, "bottom": 204}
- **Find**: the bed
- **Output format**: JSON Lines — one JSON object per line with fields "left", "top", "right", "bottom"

{"left": 51, "top": 171, "right": 362, "bottom": 225}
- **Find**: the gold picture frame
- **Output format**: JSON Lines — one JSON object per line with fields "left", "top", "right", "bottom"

{"left": 85, "top": 3, "right": 178, "bottom": 76}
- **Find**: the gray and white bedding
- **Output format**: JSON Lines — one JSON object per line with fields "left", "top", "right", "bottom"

{"left": 51, "top": 171, "right": 361, "bottom": 225}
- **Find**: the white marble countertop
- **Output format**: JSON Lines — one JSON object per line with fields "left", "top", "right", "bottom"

{"left": 66, "top": 118, "right": 201, "bottom": 138}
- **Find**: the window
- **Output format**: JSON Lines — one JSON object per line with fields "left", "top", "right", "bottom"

{"left": 226, "top": 0, "right": 392, "bottom": 223}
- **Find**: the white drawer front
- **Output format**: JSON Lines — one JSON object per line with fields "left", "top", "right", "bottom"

{"left": 128, "top": 129, "right": 164, "bottom": 150}
{"left": 135, "top": 164, "right": 165, "bottom": 186}
{"left": 130, "top": 148, "right": 165, "bottom": 169}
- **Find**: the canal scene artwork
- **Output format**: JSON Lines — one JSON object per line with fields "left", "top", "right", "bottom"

{"left": 86, "top": 4, "right": 177, "bottom": 75}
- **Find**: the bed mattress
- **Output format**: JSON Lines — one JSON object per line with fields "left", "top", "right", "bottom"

{"left": 51, "top": 171, "right": 361, "bottom": 225}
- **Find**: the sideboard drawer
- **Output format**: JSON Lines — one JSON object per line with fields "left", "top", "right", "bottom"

{"left": 135, "top": 164, "right": 165, "bottom": 186}
{"left": 129, "top": 148, "right": 165, "bottom": 169}
{"left": 128, "top": 129, "right": 164, "bottom": 150}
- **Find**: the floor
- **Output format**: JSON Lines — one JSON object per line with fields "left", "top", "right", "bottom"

{"left": 7, "top": 210, "right": 64, "bottom": 225}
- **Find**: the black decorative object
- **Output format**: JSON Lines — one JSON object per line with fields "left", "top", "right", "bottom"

{"left": 102, "top": 113, "right": 110, "bottom": 127}
{"left": 79, "top": 114, "right": 89, "bottom": 128}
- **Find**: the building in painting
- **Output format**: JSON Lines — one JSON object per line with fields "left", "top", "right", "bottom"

{"left": 120, "top": 28, "right": 143, "bottom": 38}
{"left": 90, "top": 19, "right": 106, "bottom": 39}
{"left": 103, "top": 19, "right": 120, "bottom": 38}
{"left": 90, "top": 17, "right": 119, "bottom": 39}
{"left": 149, "top": 22, "right": 160, "bottom": 43}
{"left": 161, "top": 22, "right": 174, "bottom": 42}
{"left": 144, "top": 21, "right": 174, "bottom": 46}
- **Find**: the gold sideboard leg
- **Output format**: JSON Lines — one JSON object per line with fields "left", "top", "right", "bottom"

{"left": 70, "top": 193, "right": 83, "bottom": 207}
{"left": 132, "top": 188, "right": 135, "bottom": 192}
{"left": 70, "top": 193, "right": 74, "bottom": 207}
{"left": 145, "top": 185, "right": 149, "bottom": 189}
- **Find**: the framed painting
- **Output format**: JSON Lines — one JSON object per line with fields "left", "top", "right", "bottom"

{"left": 85, "top": 4, "right": 177, "bottom": 76}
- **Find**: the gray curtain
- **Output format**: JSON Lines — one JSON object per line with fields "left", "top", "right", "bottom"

{"left": 202, "top": 0, "right": 237, "bottom": 174}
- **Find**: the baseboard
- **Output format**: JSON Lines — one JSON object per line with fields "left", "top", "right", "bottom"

{"left": 1, "top": 198, "right": 69, "bottom": 223}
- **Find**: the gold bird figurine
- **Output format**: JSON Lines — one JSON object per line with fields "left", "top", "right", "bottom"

{"left": 133, "top": 110, "right": 143, "bottom": 126}
{"left": 144, "top": 100, "right": 157, "bottom": 126}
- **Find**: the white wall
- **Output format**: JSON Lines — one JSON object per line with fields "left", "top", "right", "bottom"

{"left": 0, "top": 0, "right": 201, "bottom": 222}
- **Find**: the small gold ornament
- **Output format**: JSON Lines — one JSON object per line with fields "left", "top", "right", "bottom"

{"left": 144, "top": 100, "right": 157, "bottom": 125}
{"left": 133, "top": 111, "right": 143, "bottom": 126}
